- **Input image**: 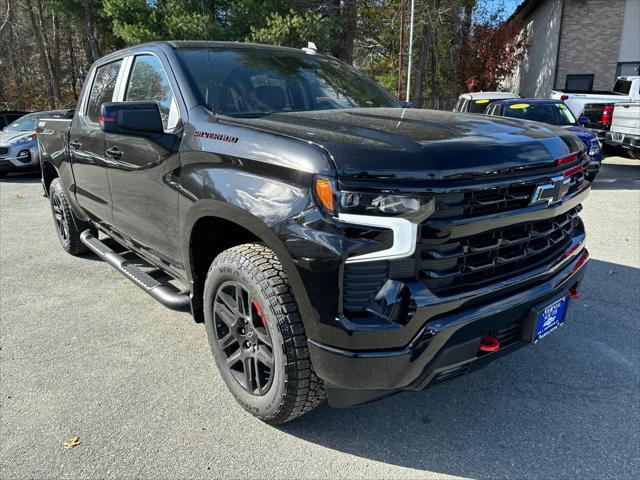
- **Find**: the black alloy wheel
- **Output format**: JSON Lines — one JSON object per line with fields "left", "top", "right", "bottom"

{"left": 51, "top": 190, "right": 70, "bottom": 243}
{"left": 213, "top": 280, "right": 275, "bottom": 395}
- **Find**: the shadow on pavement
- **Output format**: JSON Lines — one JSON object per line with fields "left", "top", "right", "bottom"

{"left": 591, "top": 159, "right": 640, "bottom": 191}
{"left": 280, "top": 258, "right": 639, "bottom": 480}
{"left": 0, "top": 172, "right": 42, "bottom": 184}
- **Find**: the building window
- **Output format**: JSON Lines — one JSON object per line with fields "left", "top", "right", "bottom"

{"left": 565, "top": 75, "right": 594, "bottom": 91}
{"left": 616, "top": 62, "right": 640, "bottom": 77}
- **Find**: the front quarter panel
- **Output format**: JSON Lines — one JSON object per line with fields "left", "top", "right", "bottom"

{"left": 178, "top": 108, "right": 339, "bottom": 330}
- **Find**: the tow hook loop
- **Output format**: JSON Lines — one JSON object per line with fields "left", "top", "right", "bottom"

{"left": 479, "top": 335, "right": 500, "bottom": 353}
{"left": 569, "top": 287, "right": 580, "bottom": 299}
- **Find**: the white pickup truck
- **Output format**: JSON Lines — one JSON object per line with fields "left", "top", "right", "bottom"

{"left": 551, "top": 76, "right": 640, "bottom": 139}
{"left": 605, "top": 103, "right": 640, "bottom": 159}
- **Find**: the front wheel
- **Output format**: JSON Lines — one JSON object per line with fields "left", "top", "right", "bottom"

{"left": 203, "top": 243, "right": 325, "bottom": 424}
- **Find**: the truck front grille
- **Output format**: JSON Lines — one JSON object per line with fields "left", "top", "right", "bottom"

{"left": 418, "top": 206, "right": 582, "bottom": 296}
{"left": 431, "top": 184, "right": 536, "bottom": 219}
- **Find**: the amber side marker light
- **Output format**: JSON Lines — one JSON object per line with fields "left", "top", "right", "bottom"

{"left": 314, "top": 177, "right": 335, "bottom": 212}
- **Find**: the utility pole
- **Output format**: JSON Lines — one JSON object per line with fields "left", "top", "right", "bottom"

{"left": 405, "top": 0, "right": 415, "bottom": 103}
{"left": 397, "top": 0, "right": 406, "bottom": 99}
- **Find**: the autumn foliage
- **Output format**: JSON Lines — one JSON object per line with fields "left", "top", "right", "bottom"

{"left": 461, "top": 17, "right": 529, "bottom": 92}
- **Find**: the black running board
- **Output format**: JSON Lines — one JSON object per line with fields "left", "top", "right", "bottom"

{"left": 80, "top": 230, "right": 191, "bottom": 312}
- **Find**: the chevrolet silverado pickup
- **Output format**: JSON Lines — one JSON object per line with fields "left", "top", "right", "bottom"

{"left": 37, "top": 41, "right": 591, "bottom": 424}
{"left": 605, "top": 102, "right": 640, "bottom": 159}
{"left": 551, "top": 76, "right": 640, "bottom": 139}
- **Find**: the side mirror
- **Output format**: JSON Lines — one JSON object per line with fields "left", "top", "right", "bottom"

{"left": 100, "top": 102, "right": 164, "bottom": 135}
{"left": 577, "top": 115, "right": 590, "bottom": 126}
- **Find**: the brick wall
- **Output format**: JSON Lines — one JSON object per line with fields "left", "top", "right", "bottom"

{"left": 555, "top": 0, "right": 626, "bottom": 90}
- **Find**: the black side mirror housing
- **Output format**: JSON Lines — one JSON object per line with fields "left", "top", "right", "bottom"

{"left": 100, "top": 102, "right": 164, "bottom": 135}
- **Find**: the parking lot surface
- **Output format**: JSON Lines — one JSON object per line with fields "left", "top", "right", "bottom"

{"left": 1, "top": 157, "right": 639, "bottom": 480}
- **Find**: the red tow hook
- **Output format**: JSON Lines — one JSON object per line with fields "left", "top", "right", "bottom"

{"left": 479, "top": 335, "right": 500, "bottom": 353}
{"left": 569, "top": 287, "right": 580, "bottom": 300}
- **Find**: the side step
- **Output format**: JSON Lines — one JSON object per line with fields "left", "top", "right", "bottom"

{"left": 80, "top": 230, "right": 191, "bottom": 312}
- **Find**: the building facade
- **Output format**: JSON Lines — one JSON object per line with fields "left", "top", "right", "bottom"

{"left": 503, "top": 0, "right": 640, "bottom": 97}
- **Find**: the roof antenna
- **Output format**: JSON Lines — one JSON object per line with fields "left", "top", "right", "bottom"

{"left": 302, "top": 42, "right": 318, "bottom": 54}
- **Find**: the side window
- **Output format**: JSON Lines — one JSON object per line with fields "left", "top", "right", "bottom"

{"left": 125, "top": 55, "right": 177, "bottom": 130}
{"left": 86, "top": 61, "right": 122, "bottom": 123}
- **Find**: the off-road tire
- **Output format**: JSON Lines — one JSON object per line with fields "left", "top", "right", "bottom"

{"left": 49, "top": 178, "right": 93, "bottom": 255}
{"left": 203, "top": 243, "right": 325, "bottom": 424}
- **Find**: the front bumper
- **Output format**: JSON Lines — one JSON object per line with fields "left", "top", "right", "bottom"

{"left": 0, "top": 144, "right": 39, "bottom": 172}
{"left": 308, "top": 247, "right": 588, "bottom": 407}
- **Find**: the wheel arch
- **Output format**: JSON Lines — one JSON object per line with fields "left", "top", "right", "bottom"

{"left": 183, "top": 200, "right": 316, "bottom": 326}
{"left": 41, "top": 161, "right": 59, "bottom": 196}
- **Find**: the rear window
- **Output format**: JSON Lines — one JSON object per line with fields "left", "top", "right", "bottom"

{"left": 613, "top": 79, "right": 632, "bottom": 95}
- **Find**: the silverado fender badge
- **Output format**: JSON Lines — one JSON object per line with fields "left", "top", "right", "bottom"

{"left": 530, "top": 176, "right": 571, "bottom": 206}
{"left": 194, "top": 130, "right": 239, "bottom": 144}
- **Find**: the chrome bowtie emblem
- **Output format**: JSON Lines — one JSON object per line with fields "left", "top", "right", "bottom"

{"left": 530, "top": 176, "right": 571, "bottom": 206}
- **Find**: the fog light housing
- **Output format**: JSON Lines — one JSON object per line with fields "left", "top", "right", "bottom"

{"left": 17, "top": 150, "right": 31, "bottom": 163}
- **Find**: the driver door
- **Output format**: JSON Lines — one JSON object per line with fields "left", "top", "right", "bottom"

{"left": 105, "top": 53, "right": 183, "bottom": 266}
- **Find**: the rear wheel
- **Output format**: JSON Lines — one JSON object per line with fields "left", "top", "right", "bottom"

{"left": 203, "top": 243, "right": 325, "bottom": 424}
{"left": 630, "top": 150, "right": 640, "bottom": 160}
{"left": 49, "top": 178, "right": 93, "bottom": 255}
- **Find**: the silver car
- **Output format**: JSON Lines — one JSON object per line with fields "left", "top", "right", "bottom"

{"left": 0, "top": 110, "right": 73, "bottom": 177}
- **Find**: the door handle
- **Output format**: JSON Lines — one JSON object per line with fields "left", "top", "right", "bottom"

{"left": 69, "top": 140, "right": 81, "bottom": 149}
{"left": 105, "top": 147, "right": 123, "bottom": 160}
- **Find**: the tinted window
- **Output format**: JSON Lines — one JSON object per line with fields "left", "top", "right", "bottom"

{"left": 86, "top": 61, "right": 121, "bottom": 123}
{"left": 613, "top": 79, "right": 632, "bottom": 95}
{"left": 501, "top": 102, "right": 576, "bottom": 126}
{"left": 176, "top": 48, "right": 400, "bottom": 117}
{"left": 565, "top": 74, "right": 593, "bottom": 91}
{"left": 125, "top": 55, "right": 176, "bottom": 129}
{"left": 468, "top": 99, "right": 492, "bottom": 114}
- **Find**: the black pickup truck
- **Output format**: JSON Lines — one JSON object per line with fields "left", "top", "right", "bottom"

{"left": 37, "top": 41, "right": 590, "bottom": 424}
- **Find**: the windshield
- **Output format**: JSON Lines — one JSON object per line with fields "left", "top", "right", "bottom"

{"left": 501, "top": 102, "right": 577, "bottom": 126}
{"left": 3, "top": 113, "right": 41, "bottom": 132}
{"left": 176, "top": 48, "right": 401, "bottom": 117}
{"left": 468, "top": 99, "right": 494, "bottom": 114}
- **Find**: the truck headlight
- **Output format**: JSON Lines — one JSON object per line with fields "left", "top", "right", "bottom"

{"left": 314, "top": 177, "right": 433, "bottom": 218}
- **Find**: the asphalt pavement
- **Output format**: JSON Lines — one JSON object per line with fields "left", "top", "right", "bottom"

{"left": 1, "top": 156, "right": 638, "bottom": 479}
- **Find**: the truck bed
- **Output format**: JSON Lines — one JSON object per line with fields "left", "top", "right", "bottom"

{"left": 36, "top": 118, "right": 71, "bottom": 166}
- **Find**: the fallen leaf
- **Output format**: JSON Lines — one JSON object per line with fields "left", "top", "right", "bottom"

{"left": 63, "top": 436, "right": 80, "bottom": 449}
{"left": 15, "top": 194, "right": 24, "bottom": 199}
{"left": 608, "top": 269, "right": 616, "bottom": 275}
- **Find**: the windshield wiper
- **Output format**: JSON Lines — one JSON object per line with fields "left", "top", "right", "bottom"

{"left": 226, "top": 111, "right": 275, "bottom": 119}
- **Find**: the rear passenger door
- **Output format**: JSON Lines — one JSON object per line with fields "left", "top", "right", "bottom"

{"left": 105, "top": 53, "right": 183, "bottom": 266}
{"left": 70, "top": 60, "right": 122, "bottom": 225}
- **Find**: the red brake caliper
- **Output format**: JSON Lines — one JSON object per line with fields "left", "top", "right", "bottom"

{"left": 252, "top": 300, "right": 267, "bottom": 327}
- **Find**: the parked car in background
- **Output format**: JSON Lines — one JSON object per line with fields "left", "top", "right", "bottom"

{"left": 484, "top": 99, "right": 602, "bottom": 181}
{"left": 0, "top": 109, "right": 74, "bottom": 177}
{"left": 38, "top": 41, "right": 591, "bottom": 424}
{"left": 0, "top": 111, "right": 28, "bottom": 130}
{"left": 551, "top": 76, "right": 640, "bottom": 139}
{"left": 605, "top": 103, "right": 640, "bottom": 159}
{"left": 453, "top": 91, "right": 520, "bottom": 113}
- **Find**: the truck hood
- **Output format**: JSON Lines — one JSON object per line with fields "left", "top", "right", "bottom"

{"left": 561, "top": 125, "right": 597, "bottom": 144}
{"left": 224, "top": 108, "right": 584, "bottom": 180}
